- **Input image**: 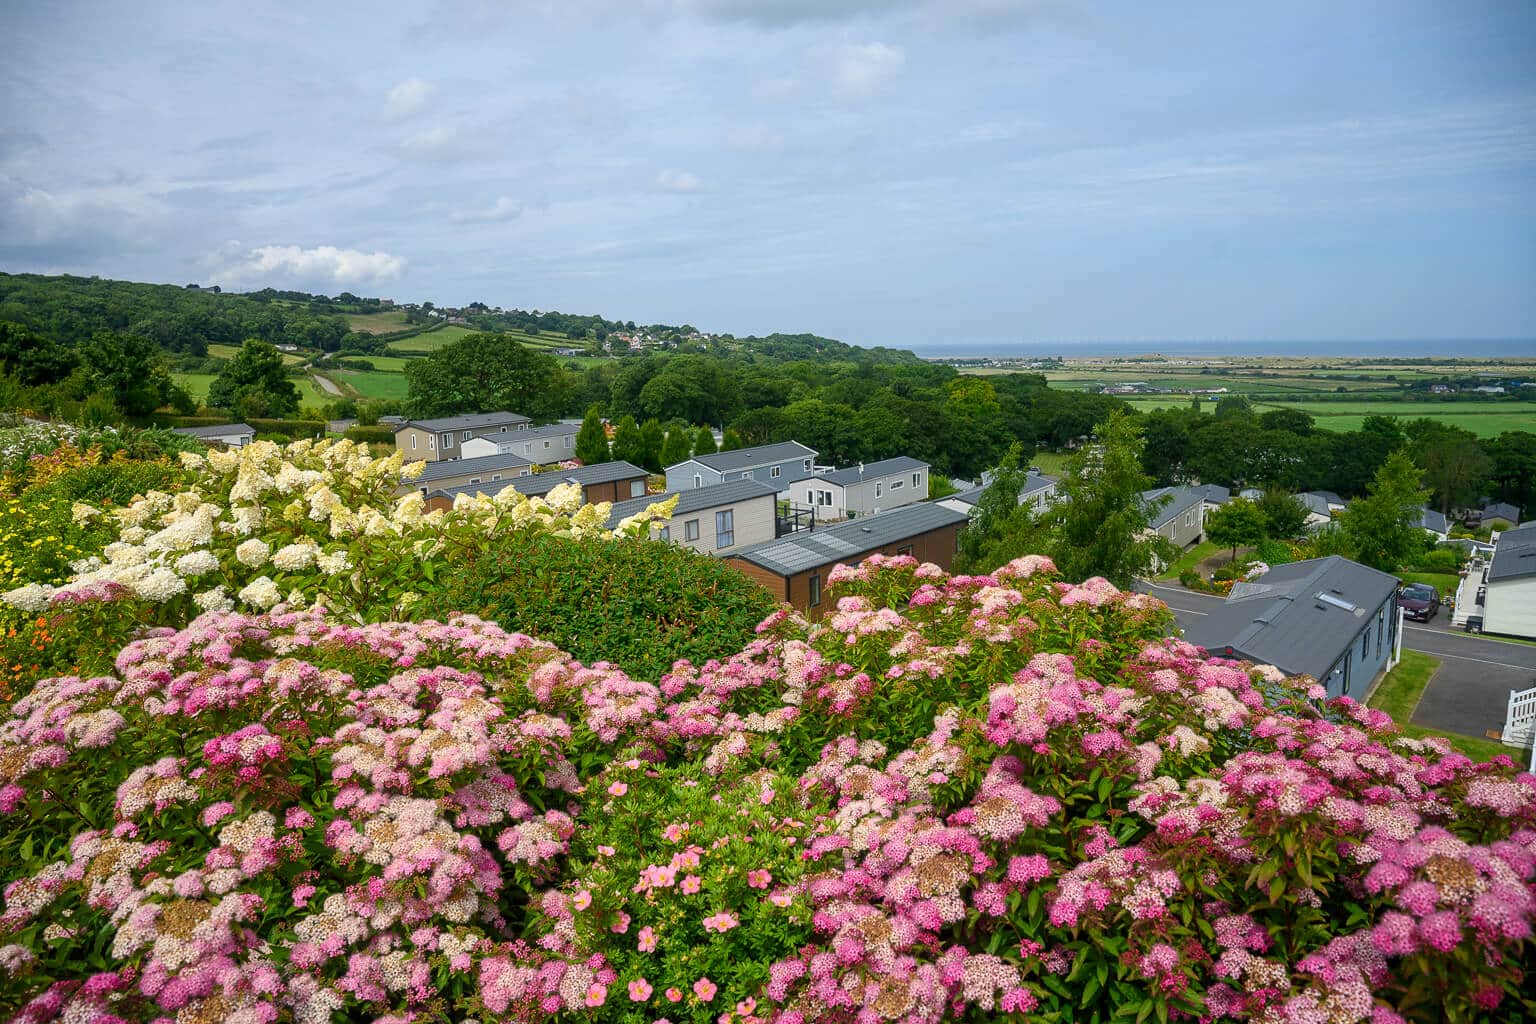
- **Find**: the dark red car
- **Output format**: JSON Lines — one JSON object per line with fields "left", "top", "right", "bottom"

{"left": 1399, "top": 582, "right": 1440, "bottom": 623}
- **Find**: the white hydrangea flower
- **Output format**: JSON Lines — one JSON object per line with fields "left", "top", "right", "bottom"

{"left": 238, "top": 576, "right": 282, "bottom": 609}
{"left": 132, "top": 568, "right": 186, "bottom": 602}
{"left": 71, "top": 502, "right": 99, "bottom": 526}
{"left": 178, "top": 451, "right": 207, "bottom": 471}
{"left": 121, "top": 526, "right": 148, "bottom": 545}
{"left": 3, "top": 583, "right": 54, "bottom": 613}
{"left": 194, "top": 586, "right": 233, "bottom": 613}
{"left": 174, "top": 550, "right": 221, "bottom": 577}
{"left": 271, "top": 542, "right": 318, "bottom": 571}
{"left": 316, "top": 550, "right": 351, "bottom": 576}
{"left": 231, "top": 506, "right": 263, "bottom": 536}
{"left": 235, "top": 539, "right": 271, "bottom": 568}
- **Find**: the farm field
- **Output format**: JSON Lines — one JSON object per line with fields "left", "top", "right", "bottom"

{"left": 174, "top": 372, "right": 329, "bottom": 409}
{"left": 387, "top": 325, "right": 480, "bottom": 353}
{"left": 207, "top": 343, "right": 305, "bottom": 366}
{"left": 1266, "top": 406, "right": 1536, "bottom": 438}
{"left": 345, "top": 311, "right": 411, "bottom": 334}
{"left": 335, "top": 370, "right": 411, "bottom": 400}
{"left": 356, "top": 354, "right": 412, "bottom": 372}
{"left": 172, "top": 373, "right": 217, "bottom": 400}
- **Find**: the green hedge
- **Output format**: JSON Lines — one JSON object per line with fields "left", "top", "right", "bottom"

{"left": 417, "top": 532, "right": 779, "bottom": 681}
{"left": 342, "top": 425, "right": 397, "bottom": 444}
{"left": 246, "top": 418, "right": 326, "bottom": 439}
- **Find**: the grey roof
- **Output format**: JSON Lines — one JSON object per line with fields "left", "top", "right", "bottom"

{"left": 1415, "top": 507, "right": 1450, "bottom": 534}
{"left": 426, "top": 460, "right": 648, "bottom": 502}
{"left": 516, "top": 422, "right": 579, "bottom": 442}
{"left": 1192, "top": 484, "right": 1230, "bottom": 505}
{"left": 1488, "top": 525, "right": 1536, "bottom": 583}
{"left": 394, "top": 411, "right": 530, "bottom": 433}
{"left": 1482, "top": 501, "right": 1522, "bottom": 525}
{"left": 1298, "top": 492, "right": 1332, "bottom": 518}
{"left": 946, "top": 471, "right": 1055, "bottom": 509}
{"left": 1315, "top": 490, "right": 1345, "bottom": 507}
{"left": 605, "top": 479, "right": 779, "bottom": 527}
{"left": 678, "top": 441, "right": 816, "bottom": 475}
{"left": 173, "top": 422, "right": 255, "bottom": 439}
{"left": 410, "top": 450, "right": 533, "bottom": 484}
{"left": 726, "top": 502, "right": 968, "bottom": 576}
{"left": 1184, "top": 556, "right": 1401, "bottom": 679}
{"left": 819, "top": 456, "right": 929, "bottom": 487}
{"left": 1140, "top": 486, "right": 1205, "bottom": 529}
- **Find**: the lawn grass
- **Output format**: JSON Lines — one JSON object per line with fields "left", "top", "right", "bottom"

{"left": 354, "top": 355, "right": 412, "bottom": 373}
{"left": 345, "top": 311, "right": 411, "bottom": 334}
{"left": 172, "top": 373, "right": 217, "bottom": 400}
{"left": 1395, "top": 571, "right": 1460, "bottom": 598}
{"left": 1028, "top": 450, "right": 1071, "bottom": 475}
{"left": 1159, "top": 540, "right": 1222, "bottom": 580}
{"left": 1366, "top": 650, "right": 1515, "bottom": 763}
{"left": 336, "top": 370, "right": 411, "bottom": 400}
{"left": 1252, "top": 401, "right": 1536, "bottom": 437}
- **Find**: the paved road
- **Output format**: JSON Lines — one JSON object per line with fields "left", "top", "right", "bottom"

{"left": 1139, "top": 581, "right": 1536, "bottom": 741}
{"left": 311, "top": 372, "right": 342, "bottom": 396}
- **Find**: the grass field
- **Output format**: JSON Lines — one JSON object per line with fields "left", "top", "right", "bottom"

{"left": 1254, "top": 401, "right": 1536, "bottom": 437}
{"left": 355, "top": 355, "right": 413, "bottom": 373}
{"left": 387, "top": 325, "right": 480, "bottom": 353}
{"left": 207, "top": 344, "right": 306, "bottom": 366}
{"left": 174, "top": 372, "right": 329, "bottom": 409}
{"left": 335, "top": 370, "right": 411, "bottom": 400}
{"left": 345, "top": 311, "right": 411, "bottom": 334}
{"left": 173, "top": 373, "right": 217, "bottom": 400}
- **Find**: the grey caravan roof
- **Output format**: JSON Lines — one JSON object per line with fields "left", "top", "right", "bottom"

{"left": 1184, "top": 556, "right": 1400, "bottom": 679}
{"left": 819, "top": 456, "right": 929, "bottom": 487}
{"left": 428, "top": 461, "right": 647, "bottom": 501}
{"left": 396, "top": 411, "right": 530, "bottom": 432}
{"left": 1487, "top": 525, "right": 1536, "bottom": 583}
{"left": 605, "top": 479, "right": 779, "bottom": 527}
{"left": 1140, "top": 486, "right": 1205, "bottom": 530}
{"left": 411, "top": 450, "right": 534, "bottom": 484}
{"left": 728, "top": 502, "right": 967, "bottom": 575}
{"left": 683, "top": 441, "right": 816, "bottom": 474}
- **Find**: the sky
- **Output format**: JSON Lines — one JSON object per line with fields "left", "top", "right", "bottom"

{"left": 2, "top": 0, "right": 1534, "bottom": 349}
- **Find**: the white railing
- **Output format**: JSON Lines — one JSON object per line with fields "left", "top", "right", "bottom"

{"left": 1503, "top": 687, "right": 1536, "bottom": 749}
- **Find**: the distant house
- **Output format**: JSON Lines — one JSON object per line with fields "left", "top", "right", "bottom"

{"left": 1185, "top": 556, "right": 1402, "bottom": 699}
{"left": 1482, "top": 501, "right": 1522, "bottom": 527}
{"left": 936, "top": 470, "right": 1057, "bottom": 516}
{"left": 424, "top": 461, "right": 650, "bottom": 511}
{"left": 666, "top": 441, "right": 817, "bottom": 492}
{"left": 1191, "top": 484, "right": 1230, "bottom": 511}
{"left": 394, "top": 412, "right": 531, "bottom": 463}
{"left": 173, "top": 423, "right": 256, "bottom": 448}
{"left": 1314, "top": 491, "right": 1347, "bottom": 514}
{"left": 605, "top": 480, "right": 779, "bottom": 555}
{"left": 1238, "top": 487, "right": 1263, "bottom": 501}
{"left": 1296, "top": 493, "right": 1335, "bottom": 529}
{"left": 1414, "top": 507, "right": 1450, "bottom": 541}
{"left": 1140, "top": 486, "right": 1206, "bottom": 551}
{"left": 1459, "top": 525, "right": 1536, "bottom": 639}
{"left": 327, "top": 418, "right": 357, "bottom": 435}
{"left": 461, "top": 422, "right": 579, "bottom": 464}
{"left": 724, "top": 503, "right": 969, "bottom": 619}
{"left": 792, "top": 457, "right": 929, "bottom": 520}
{"left": 403, "top": 451, "right": 534, "bottom": 496}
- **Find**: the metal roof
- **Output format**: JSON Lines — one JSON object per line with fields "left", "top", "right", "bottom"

{"left": 1297, "top": 492, "right": 1332, "bottom": 517}
{"left": 173, "top": 423, "right": 254, "bottom": 438}
{"left": 944, "top": 471, "right": 1055, "bottom": 509}
{"left": 1488, "top": 525, "right": 1536, "bottom": 583}
{"left": 1192, "top": 484, "right": 1230, "bottom": 505}
{"left": 428, "top": 460, "right": 648, "bottom": 501}
{"left": 1140, "top": 486, "right": 1205, "bottom": 529}
{"left": 410, "top": 450, "right": 533, "bottom": 483}
{"left": 1184, "top": 556, "right": 1401, "bottom": 678}
{"left": 1483, "top": 501, "right": 1523, "bottom": 525}
{"left": 726, "top": 502, "right": 968, "bottom": 576}
{"left": 605, "top": 479, "right": 779, "bottom": 527}
{"left": 818, "top": 456, "right": 929, "bottom": 487}
{"left": 679, "top": 441, "right": 816, "bottom": 474}
{"left": 395, "top": 411, "right": 531, "bottom": 433}
{"left": 1415, "top": 507, "right": 1450, "bottom": 534}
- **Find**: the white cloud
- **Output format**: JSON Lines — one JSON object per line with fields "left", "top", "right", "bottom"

{"left": 831, "top": 43, "right": 905, "bottom": 98}
{"left": 396, "top": 123, "right": 469, "bottom": 159}
{"left": 450, "top": 196, "right": 523, "bottom": 223}
{"left": 385, "top": 78, "right": 437, "bottom": 120}
{"left": 212, "top": 244, "right": 406, "bottom": 287}
{"left": 726, "top": 124, "right": 786, "bottom": 153}
{"left": 656, "top": 169, "right": 704, "bottom": 193}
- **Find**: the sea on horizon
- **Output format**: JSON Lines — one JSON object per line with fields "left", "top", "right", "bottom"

{"left": 906, "top": 338, "right": 1536, "bottom": 360}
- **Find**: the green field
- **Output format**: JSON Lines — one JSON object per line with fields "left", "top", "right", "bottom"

{"left": 293, "top": 376, "right": 332, "bottom": 409}
{"left": 336, "top": 370, "right": 411, "bottom": 400}
{"left": 173, "top": 372, "right": 328, "bottom": 409}
{"left": 173, "top": 373, "right": 217, "bottom": 399}
{"left": 387, "top": 325, "right": 481, "bottom": 353}
{"left": 1254, "top": 401, "right": 1536, "bottom": 437}
{"left": 345, "top": 311, "right": 411, "bottom": 334}
{"left": 355, "top": 355, "right": 413, "bottom": 372}
{"left": 207, "top": 343, "right": 306, "bottom": 366}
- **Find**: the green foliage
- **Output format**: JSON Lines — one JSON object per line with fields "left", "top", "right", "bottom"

{"left": 955, "top": 443, "right": 1047, "bottom": 574}
{"left": 419, "top": 532, "right": 779, "bottom": 681}
{"left": 80, "top": 331, "right": 174, "bottom": 416}
{"left": 1338, "top": 451, "right": 1432, "bottom": 571}
{"left": 341, "top": 425, "right": 396, "bottom": 445}
{"left": 1050, "top": 411, "right": 1170, "bottom": 587}
{"left": 610, "top": 415, "right": 645, "bottom": 467}
{"left": 403, "top": 333, "right": 572, "bottom": 421}
{"left": 207, "top": 339, "right": 300, "bottom": 418}
{"left": 575, "top": 406, "right": 610, "bottom": 465}
{"left": 1406, "top": 419, "right": 1492, "bottom": 514}
{"left": 1255, "top": 488, "right": 1310, "bottom": 539}
{"left": 927, "top": 472, "right": 959, "bottom": 499}
{"left": 1205, "top": 496, "right": 1267, "bottom": 563}
{"left": 719, "top": 427, "right": 744, "bottom": 452}
{"left": 692, "top": 425, "right": 717, "bottom": 457}
{"left": 660, "top": 427, "right": 693, "bottom": 469}
{"left": 640, "top": 418, "right": 666, "bottom": 473}
{"left": 24, "top": 461, "right": 184, "bottom": 509}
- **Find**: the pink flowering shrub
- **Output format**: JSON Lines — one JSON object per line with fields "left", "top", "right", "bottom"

{"left": 0, "top": 553, "right": 1533, "bottom": 1023}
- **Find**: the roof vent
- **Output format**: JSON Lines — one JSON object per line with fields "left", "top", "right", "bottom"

{"left": 1316, "top": 592, "right": 1357, "bottom": 613}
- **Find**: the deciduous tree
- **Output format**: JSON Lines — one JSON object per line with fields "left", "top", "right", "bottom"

{"left": 1205, "top": 496, "right": 1267, "bottom": 565}
{"left": 1049, "top": 411, "right": 1170, "bottom": 588}
{"left": 206, "top": 339, "right": 298, "bottom": 418}
{"left": 1338, "top": 451, "right": 1430, "bottom": 571}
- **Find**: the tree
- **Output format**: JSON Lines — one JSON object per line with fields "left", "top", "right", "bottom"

{"left": 720, "top": 428, "right": 744, "bottom": 452}
{"left": 0, "top": 322, "right": 76, "bottom": 386}
{"left": 661, "top": 427, "right": 693, "bottom": 469}
{"left": 639, "top": 419, "right": 666, "bottom": 473}
{"left": 1255, "top": 489, "right": 1309, "bottom": 540}
{"left": 575, "top": 407, "right": 610, "bottom": 465}
{"left": 955, "top": 444, "right": 1049, "bottom": 574}
{"left": 1205, "top": 497, "right": 1267, "bottom": 565}
{"left": 1048, "top": 411, "right": 1170, "bottom": 588}
{"left": 693, "top": 426, "right": 717, "bottom": 457}
{"left": 1214, "top": 394, "right": 1253, "bottom": 420}
{"left": 80, "top": 331, "right": 175, "bottom": 417}
{"left": 610, "top": 416, "right": 645, "bottom": 467}
{"left": 403, "top": 333, "right": 572, "bottom": 421}
{"left": 1486, "top": 431, "right": 1536, "bottom": 515}
{"left": 206, "top": 339, "right": 299, "bottom": 418}
{"left": 1406, "top": 420, "right": 1491, "bottom": 515}
{"left": 1337, "top": 451, "right": 1430, "bottom": 571}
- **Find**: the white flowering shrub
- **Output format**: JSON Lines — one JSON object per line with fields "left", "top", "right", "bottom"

{"left": 2, "top": 438, "right": 674, "bottom": 624}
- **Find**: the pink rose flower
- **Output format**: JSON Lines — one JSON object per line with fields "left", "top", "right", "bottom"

{"left": 628, "top": 978, "right": 653, "bottom": 1001}
{"left": 693, "top": 977, "right": 717, "bottom": 1002}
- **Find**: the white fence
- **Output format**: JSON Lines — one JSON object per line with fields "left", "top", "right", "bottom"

{"left": 1503, "top": 686, "right": 1536, "bottom": 750}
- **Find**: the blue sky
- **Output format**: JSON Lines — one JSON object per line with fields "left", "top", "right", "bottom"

{"left": 2, "top": 0, "right": 1533, "bottom": 347}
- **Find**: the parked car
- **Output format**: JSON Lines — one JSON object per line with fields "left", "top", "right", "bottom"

{"left": 1399, "top": 582, "right": 1441, "bottom": 622}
